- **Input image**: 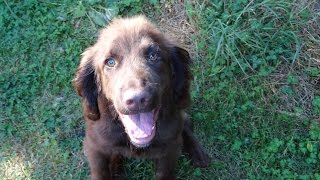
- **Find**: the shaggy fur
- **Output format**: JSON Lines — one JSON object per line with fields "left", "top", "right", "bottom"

{"left": 73, "top": 15, "right": 209, "bottom": 180}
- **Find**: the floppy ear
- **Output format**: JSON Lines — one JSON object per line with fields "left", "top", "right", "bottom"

{"left": 73, "top": 48, "right": 100, "bottom": 120}
{"left": 170, "top": 46, "right": 192, "bottom": 109}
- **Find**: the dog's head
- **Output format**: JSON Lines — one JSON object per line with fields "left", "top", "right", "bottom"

{"left": 73, "top": 16, "right": 191, "bottom": 147}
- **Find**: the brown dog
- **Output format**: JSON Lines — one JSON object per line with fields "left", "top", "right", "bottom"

{"left": 73, "top": 15, "right": 210, "bottom": 180}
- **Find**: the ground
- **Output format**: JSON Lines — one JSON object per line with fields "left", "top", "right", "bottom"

{"left": 0, "top": 0, "right": 319, "bottom": 179}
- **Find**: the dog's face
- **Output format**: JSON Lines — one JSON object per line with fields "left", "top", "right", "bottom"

{"left": 96, "top": 21, "right": 173, "bottom": 147}
{"left": 73, "top": 16, "right": 191, "bottom": 148}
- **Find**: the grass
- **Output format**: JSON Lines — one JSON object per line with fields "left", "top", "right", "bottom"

{"left": 0, "top": 0, "right": 319, "bottom": 179}
{"left": 187, "top": 0, "right": 320, "bottom": 178}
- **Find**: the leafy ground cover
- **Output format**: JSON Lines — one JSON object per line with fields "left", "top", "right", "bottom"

{"left": 0, "top": 0, "right": 319, "bottom": 179}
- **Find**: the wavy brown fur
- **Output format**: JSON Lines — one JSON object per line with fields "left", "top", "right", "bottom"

{"left": 73, "top": 15, "right": 209, "bottom": 180}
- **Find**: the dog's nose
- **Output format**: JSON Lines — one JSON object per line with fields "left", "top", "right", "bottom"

{"left": 123, "top": 90, "right": 151, "bottom": 111}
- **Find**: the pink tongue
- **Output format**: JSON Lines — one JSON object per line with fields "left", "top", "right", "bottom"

{"left": 120, "top": 111, "right": 154, "bottom": 139}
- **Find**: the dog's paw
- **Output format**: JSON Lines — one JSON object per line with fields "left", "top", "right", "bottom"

{"left": 190, "top": 146, "right": 211, "bottom": 167}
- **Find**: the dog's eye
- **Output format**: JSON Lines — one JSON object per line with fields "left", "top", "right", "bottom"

{"left": 105, "top": 58, "right": 116, "bottom": 67}
{"left": 146, "top": 45, "right": 159, "bottom": 62}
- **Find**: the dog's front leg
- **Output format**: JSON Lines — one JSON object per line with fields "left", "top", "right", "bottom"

{"left": 155, "top": 144, "right": 181, "bottom": 180}
{"left": 109, "top": 154, "right": 124, "bottom": 180}
{"left": 182, "top": 116, "right": 210, "bottom": 167}
{"left": 85, "top": 143, "right": 111, "bottom": 180}
{"left": 155, "top": 154, "right": 178, "bottom": 180}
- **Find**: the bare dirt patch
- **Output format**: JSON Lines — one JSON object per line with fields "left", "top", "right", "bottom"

{"left": 268, "top": 65, "right": 317, "bottom": 117}
{"left": 156, "top": 1, "right": 197, "bottom": 59}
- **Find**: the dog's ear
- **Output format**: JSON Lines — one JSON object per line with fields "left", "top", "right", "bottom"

{"left": 170, "top": 46, "right": 192, "bottom": 109}
{"left": 73, "top": 48, "right": 100, "bottom": 120}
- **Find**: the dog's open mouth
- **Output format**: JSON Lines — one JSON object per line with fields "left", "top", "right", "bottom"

{"left": 119, "top": 108, "right": 160, "bottom": 148}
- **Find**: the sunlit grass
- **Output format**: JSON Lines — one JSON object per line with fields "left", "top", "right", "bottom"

{"left": 1, "top": 156, "right": 32, "bottom": 179}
